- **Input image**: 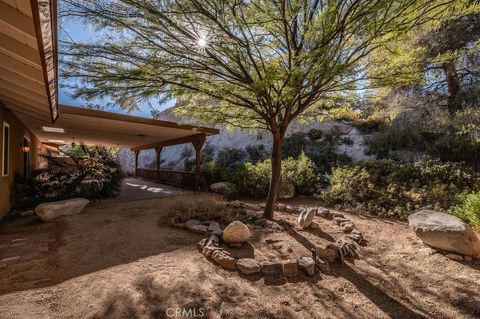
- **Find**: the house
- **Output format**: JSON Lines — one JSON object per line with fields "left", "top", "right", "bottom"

{"left": 0, "top": 0, "right": 218, "bottom": 219}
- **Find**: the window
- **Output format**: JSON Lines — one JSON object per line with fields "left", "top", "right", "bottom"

{"left": 2, "top": 122, "right": 9, "bottom": 176}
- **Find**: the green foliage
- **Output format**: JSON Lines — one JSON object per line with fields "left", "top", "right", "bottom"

{"left": 217, "top": 147, "right": 247, "bottom": 167}
{"left": 282, "top": 131, "right": 352, "bottom": 173}
{"left": 201, "top": 154, "right": 319, "bottom": 198}
{"left": 281, "top": 132, "right": 308, "bottom": 159}
{"left": 307, "top": 129, "right": 323, "bottom": 141}
{"left": 19, "top": 145, "right": 123, "bottom": 206}
{"left": 245, "top": 144, "right": 270, "bottom": 163}
{"left": 365, "top": 111, "right": 480, "bottom": 163}
{"left": 450, "top": 193, "right": 480, "bottom": 230}
{"left": 324, "top": 159, "right": 479, "bottom": 218}
{"left": 355, "top": 115, "right": 387, "bottom": 134}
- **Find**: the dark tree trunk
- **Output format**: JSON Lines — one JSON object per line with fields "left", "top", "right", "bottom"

{"left": 442, "top": 61, "right": 460, "bottom": 117}
{"left": 264, "top": 134, "right": 283, "bottom": 219}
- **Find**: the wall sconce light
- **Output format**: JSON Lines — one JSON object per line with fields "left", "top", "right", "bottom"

{"left": 21, "top": 140, "right": 31, "bottom": 153}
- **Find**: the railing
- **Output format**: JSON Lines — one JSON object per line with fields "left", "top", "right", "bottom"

{"left": 135, "top": 168, "right": 197, "bottom": 189}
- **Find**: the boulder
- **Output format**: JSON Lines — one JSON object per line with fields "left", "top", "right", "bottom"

{"left": 297, "top": 256, "right": 315, "bottom": 276}
{"left": 185, "top": 219, "right": 201, "bottom": 227}
{"left": 35, "top": 198, "right": 89, "bottom": 222}
{"left": 211, "top": 250, "right": 237, "bottom": 270}
{"left": 237, "top": 258, "right": 261, "bottom": 275}
{"left": 208, "top": 221, "right": 221, "bottom": 232}
{"left": 278, "top": 183, "right": 295, "bottom": 199}
{"left": 210, "top": 182, "right": 237, "bottom": 196}
{"left": 297, "top": 208, "right": 317, "bottom": 229}
{"left": 187, "top": 224, "right": 208, "bottom": 234}
{"left": 408, "top": 210, "right": 480, "bottom": 258}
{"left": 316, "top": 207, "right": 331, "bottom": 219}
{"left": 282, "top": 259, "right": 298, "bottom": 277}
{"left": 260, "top": 260, "right": 283, "bottom": 276}
{"left": 222, "top": 221, "right": 251, "bottom": 243}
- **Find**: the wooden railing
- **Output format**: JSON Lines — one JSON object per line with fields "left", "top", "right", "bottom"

{"left": 135, "top": 168, "right": 197, "bottom": 189}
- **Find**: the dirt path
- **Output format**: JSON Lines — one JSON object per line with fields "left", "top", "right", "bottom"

{"left": 0, "top": 196, "right": 479, "bottom": 318}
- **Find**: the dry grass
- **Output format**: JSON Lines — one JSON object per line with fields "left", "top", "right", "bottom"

{"left": 165, "top": 193, "right": 232, "bottom": 225}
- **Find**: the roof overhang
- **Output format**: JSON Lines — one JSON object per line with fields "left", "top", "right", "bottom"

{"left": 14, "top": 104, "right": 219, "bottom": 149}
{"left": 0, "top": 0, "right": 58, "bottom": 123}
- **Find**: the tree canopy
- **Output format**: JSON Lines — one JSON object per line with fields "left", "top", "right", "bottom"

{"left": 60, "top": 0, "right": 476, "bottom": 218}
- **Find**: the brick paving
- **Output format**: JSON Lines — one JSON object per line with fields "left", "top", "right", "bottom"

{"left": 0, "top": 233, "right": 54, "bottom": 268}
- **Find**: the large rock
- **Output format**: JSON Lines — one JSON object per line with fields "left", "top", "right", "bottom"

{"left": 297, "top": 207, "right": 317, "bottom": 229}
{"left": 211, "top": 250, "right": 237, "bottom": 270}
{"left": 35, "top": 198, "right": 89, "bottom": 222}
{"left": 222, "top": 221, "right": 251, "bottom": 243}
{"left": 237, "top": 258, "right": 261, "bottom": 275}
{"left": 210, "top": 182, "right": 237, "bottom": 196}
{"left": 408, "top": 210, "right": 480, "bottom": 258}
{"left": 278, "top": 183, "right": 295, "bottom": 199}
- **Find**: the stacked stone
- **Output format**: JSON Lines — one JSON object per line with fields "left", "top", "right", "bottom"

{"left": 187, "top": 220, "right": 324, "bottom": 279}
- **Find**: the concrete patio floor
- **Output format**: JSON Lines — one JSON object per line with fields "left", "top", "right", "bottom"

{"left": 107, "top": 177, "right": 192, "bottom": 202}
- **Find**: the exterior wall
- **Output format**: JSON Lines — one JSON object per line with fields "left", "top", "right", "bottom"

{"left": 0, "top": 103, "right": 43, "bottom": 218}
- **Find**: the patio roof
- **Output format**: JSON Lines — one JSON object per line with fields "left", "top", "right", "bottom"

{"left": 0, "top": 0, "right": 58, "bottom": 123}
{"left": 14, "top": 104, "right": 219, "bottom": 149}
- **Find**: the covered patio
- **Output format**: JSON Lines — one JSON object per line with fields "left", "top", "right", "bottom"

{"left": 15, "top": 104, "right": 219, "bottom": 190}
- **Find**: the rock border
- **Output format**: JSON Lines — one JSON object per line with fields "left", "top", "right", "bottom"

{"left": 172, "top": 201, "right": 368, "bottom": 279}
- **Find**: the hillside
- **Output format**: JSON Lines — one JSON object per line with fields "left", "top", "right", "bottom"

{"left": 117, "top": 107, "right": 374, "bottom": 174}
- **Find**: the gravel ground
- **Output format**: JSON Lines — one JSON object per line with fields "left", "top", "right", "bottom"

{"left": 0, "top": 194, "right": 479, "bottom": 319}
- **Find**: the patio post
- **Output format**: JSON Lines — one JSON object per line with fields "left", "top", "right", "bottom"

{"left": 155, "top": 147, "right": 162, "bottom": 182}
{"left": 192, "top": 136, "right": 206, "bottom": 190}
{"left": 134, "top": 150, "right": 139, "bottom": 178}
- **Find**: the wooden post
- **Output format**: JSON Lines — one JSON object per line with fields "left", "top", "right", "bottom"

{"left": 155, "top": 147, "right": 162, "bottom": 182}
{"left": 134, "top": 150, "right": 139, "bottom": 178}
{"left": 192, "top": 136, "right": 206, "bottom": 190}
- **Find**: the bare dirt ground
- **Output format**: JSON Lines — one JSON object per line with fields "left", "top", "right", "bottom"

{"left": 0, "top": 194, "right": 479, "bottom": 319}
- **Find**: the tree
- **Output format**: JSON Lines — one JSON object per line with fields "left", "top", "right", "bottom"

{"left": 368, "top": 9, "right": 480, "bottom": 116}
{"left": 60, "top": 0, "right": 468, "bottom": 219}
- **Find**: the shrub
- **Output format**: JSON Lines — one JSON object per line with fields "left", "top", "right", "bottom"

{"left": 165, "top": 194, "right": 232, "bottom": 224}
{"left": 23, "top": 145, "right": 123, "bottom": 205}
{"left": 282, "top": 131, "right": 351, "bottom": 173}
{"left": 450, "top": 193, "right": 480, "bottom": 230}
{"left": 282, "top": 132, "right": 308, "bottom": 158}
{"left": 245, "top": 144, "right": 270, "bottom": 162}
{"left": 217, "top": 147, "right": 247, "bottom": 167}
{"left": 355, "top": 115, "right": 387, "bottom": 133}
{"left": 201, "top": 153, "right": 320, "bottom": 198}
{"left": 324, "top": 158, "right": 480, "bottom": 218}
{"left": 307, "top": 128, "right": 323, "bottom": 141}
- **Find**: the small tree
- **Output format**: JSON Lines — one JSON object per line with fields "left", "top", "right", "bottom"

{"left": 61, "top": 0, "right": 468, "bottom": 219}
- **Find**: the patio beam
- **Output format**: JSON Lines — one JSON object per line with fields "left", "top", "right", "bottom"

{"left": 192, "top": 135, "right": 206, "bottom": 190}
{"left": 155, "top": 147, "right": 162, "bottom": 182}
{"left": 134, "top": 150, "right": 139, "bottom": 178}
{"left": 131, "top": 133, "right": 208, "bottom": 152}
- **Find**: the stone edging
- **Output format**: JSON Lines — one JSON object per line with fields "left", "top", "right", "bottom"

{"left": 172, "top": 201, "right": 367, "bottom": 278}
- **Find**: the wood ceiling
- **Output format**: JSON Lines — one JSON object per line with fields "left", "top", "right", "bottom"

{"left": 15, "top": 104, "right": 219, "bottom": 149}
{"left": 0, "top": 0, "right": 58, "bottom": 123}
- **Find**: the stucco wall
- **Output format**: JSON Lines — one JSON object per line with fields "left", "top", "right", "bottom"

{"left": 0, "top": 103, "right": 43, "bottom": 218}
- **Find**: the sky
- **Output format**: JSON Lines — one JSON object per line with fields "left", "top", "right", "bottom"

{"left": 58, "top": 19, "right": 172, "bottom": 118}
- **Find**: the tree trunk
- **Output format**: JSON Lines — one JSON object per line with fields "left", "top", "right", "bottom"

{"left": 442, "top": 61, "right": 460, "bottom": 117}
{"left": 264, "top": 134, "right": 283, "bottom": 219}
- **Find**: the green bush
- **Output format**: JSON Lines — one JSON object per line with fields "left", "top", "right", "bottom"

{"left": 324, "top": 159, "right": 480, "bottom": 218}
{"left": 282, "top": 131, "right": 351, "bottom": 173}
{"left": 23, "top": 145, "right": 123, "bottom": 205}
{"left": 217, "top": 147, "right": 247, "bottom": 167}
{"left": 201, "top": 153, "right": 320, "bottom": 198}
{"left": 307, "top": 128, "right": 323, "bottom": 141}
{"left": 450, "top": 193, "right": 480, "bottom": 230}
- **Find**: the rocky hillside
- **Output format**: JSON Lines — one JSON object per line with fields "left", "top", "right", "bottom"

{"left": 117, "top": 108, "right": 374, "bottom": 175}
